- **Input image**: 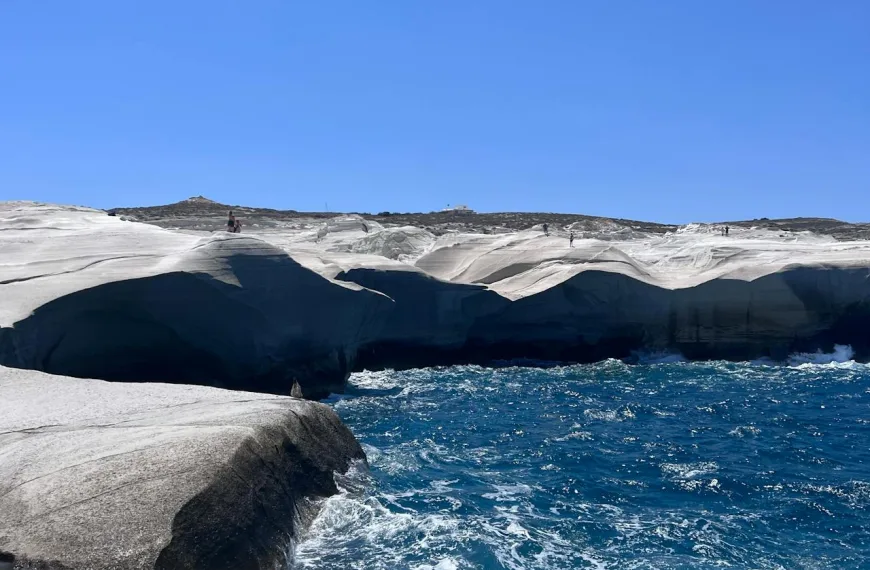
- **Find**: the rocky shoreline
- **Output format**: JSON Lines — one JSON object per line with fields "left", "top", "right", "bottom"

{"left": 0, "top": 366, "right": 364, "bottom": 570}
{"left": 2, "top": 199, "right": 870, "bottom": 568}
{"left": 4, "top": 201, "right": 870, "bottom": 397}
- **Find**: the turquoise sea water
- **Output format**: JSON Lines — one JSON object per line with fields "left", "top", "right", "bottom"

{"left": 294, "top": 357, "right": 870, "bottom": 569}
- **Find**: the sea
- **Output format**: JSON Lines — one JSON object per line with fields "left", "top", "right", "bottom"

{"left": 293, "top": 348, "right": 869, "bottom": 570}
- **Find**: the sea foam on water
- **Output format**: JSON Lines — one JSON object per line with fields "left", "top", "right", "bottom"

{"left": 294, "top": 360, "right": 870, "bottom": 569}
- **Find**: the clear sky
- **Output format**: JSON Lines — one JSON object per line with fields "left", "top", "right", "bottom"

{"left": 1, "top": 1, "right": 867, "bottom": 223}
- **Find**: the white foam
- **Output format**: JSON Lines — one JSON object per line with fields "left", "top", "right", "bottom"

{"left": 553, "top": 430, "right": 594, "bottom": 442}
{"left": 583, "top": 407, "right": 635, "bottom": 422}
{"left": 728, "top": 425, "right": 761, "bottom": 438}
{"left": 348, "top": 369, "right": 404, "bottom": 390}
{"left": 632, "top": 351, "right": 687, "bottom": 365}
{"left": 481, "top": 483, "right": 533, "bottom": 502}
{"left": 787, "top": 344, "right": 855, "bottom": 366}
{"left": 293, "top": 484, "right": 462, "bottom": 568}
{"left": 660, "top": 461, "right": 719, "bottom": 480}
{"left": 414, "top": 559, "right": 460, "bottom": 570}
{"left": 506, "top": 521, "right": 531, "bottom": 538}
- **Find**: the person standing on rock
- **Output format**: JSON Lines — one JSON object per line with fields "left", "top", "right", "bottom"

{"left": 543, "top": 223, "right": 549, "bottom": 236}
{"left": 569, "top": 231, "right": 575, "bottom": 247}
{"left": 227, "top": 211, "right": 236, "bottom": 232}
{"left": 725, "top": 226, "right": 730, "bottom": 236}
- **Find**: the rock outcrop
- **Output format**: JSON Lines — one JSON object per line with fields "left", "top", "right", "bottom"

{"left": 3, "top": 201, "right": 870, "bottom": 394}
{"left": 0, "top": 365, "right": 365, "bottom": 570}
{"left": 335, "top": 265, "right": 510, "bottom": 369}
{"left": 462, "top": 264, "right": 870, "bottom": 363}
{"left": 413, "top": 230, "right": 870, "bottom": 362}
{"left": 0, "top": 203, "right": 391, "bottom": 399}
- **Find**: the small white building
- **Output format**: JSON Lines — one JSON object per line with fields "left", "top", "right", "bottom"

{"left": 441, "top": 204, "right": 474, "bottom": 213}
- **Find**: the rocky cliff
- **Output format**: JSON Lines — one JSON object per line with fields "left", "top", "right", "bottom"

{"left": 0, "top": 203, "right": 391, "bottom": 399}
{"left": 3, "top": 201, "right": 870, "bottom": 397}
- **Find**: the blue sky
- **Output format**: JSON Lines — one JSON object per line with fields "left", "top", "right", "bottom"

{"left": 1, "top": 1, "right": 867, "bottom": 223}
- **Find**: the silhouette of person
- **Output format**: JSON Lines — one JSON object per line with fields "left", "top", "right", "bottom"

{"left": 569, "top": 231, "right": 575, "bottom": 247}
{"left": 227, "top": 211, "right": 235, "bottom": 232}
{"left": 543, "top": 223, "right": 549, "bottom": 236}
{"left": 725, "top": 226, "right": 730, "bottom": 236}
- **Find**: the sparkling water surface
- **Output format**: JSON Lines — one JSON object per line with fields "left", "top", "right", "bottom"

{"left": 294, "top": 359, "right": 870, "bottom": 569}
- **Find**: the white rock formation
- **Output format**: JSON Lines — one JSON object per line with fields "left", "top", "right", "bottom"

{"left": 348, "top": 225, "right": 435, "bottom": 262}
{"left": 258, "top": 216, "right": 434, "bottom": 263}
{"left": 4, "top": 201, "right": 870, "bottom": 382}
{"left": 415, "top": 225, "right": 870, "bottom": 294}
{"left": 0, "top": 202, "right": 392, "bottom": 398}
{"left": 4, "top": 200, "right": 869, "bottom": 569}
{"left": 412, "top": 226, "right": 870, "bottom": 361}
{"left": 0, "top": 365, "right": 364, "bottom": 570}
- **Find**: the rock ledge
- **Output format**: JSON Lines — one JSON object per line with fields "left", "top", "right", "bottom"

{"left": 0, "top": 366, "right": 365, "bottom": 570}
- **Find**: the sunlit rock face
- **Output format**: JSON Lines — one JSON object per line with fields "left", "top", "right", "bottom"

{"left": 0, "top": 365, "right": 365, "bottom": 570}
{"left": 3, "top": 201, "right": 870, "bottom": 394}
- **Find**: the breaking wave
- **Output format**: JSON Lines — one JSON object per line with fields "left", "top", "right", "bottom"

{"left": 787, "top": 344, "right": 856, "bottom": 366}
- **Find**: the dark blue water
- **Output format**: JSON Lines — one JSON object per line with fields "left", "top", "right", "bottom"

{"left": 294, "top": 358, "right": 870, "bottom": 569}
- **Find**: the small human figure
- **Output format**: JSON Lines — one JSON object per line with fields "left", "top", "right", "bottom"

{"left": 227, "top": 211, "right": 236, "bottom": 232}
{"left": 234, "top": 218, "right": 242, "bottom": 233}
{"left": 569, "top": 231, "right": 575, "bottom": 247}
{"left": 725, "top": 226, "right": 730, "bottom": 236}
{"left": 543, "top": 223, "right": 549, "bottom": 236}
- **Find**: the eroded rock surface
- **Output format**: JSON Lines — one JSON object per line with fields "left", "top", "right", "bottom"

{"left": 412, "top": 228, "right": 870, "bottom": 362}
{"left": 0, "top": 366, "right": 365, "bottom": 570}
{"left": 0, "top": 202, "right": 391, "bottom": 398}
{"left": 3, "top": 201, "right": 870, "bottom": 391}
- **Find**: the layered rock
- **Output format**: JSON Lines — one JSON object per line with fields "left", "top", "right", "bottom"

{"left": 0, "top": 365, "right": 365, "bottom": 570}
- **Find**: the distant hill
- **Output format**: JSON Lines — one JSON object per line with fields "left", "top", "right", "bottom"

{"left": 727, "top": 217, "right": 870, "bottom": 240}
{"left": 108, "top": 197, "right": 870, "bottom": 240}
